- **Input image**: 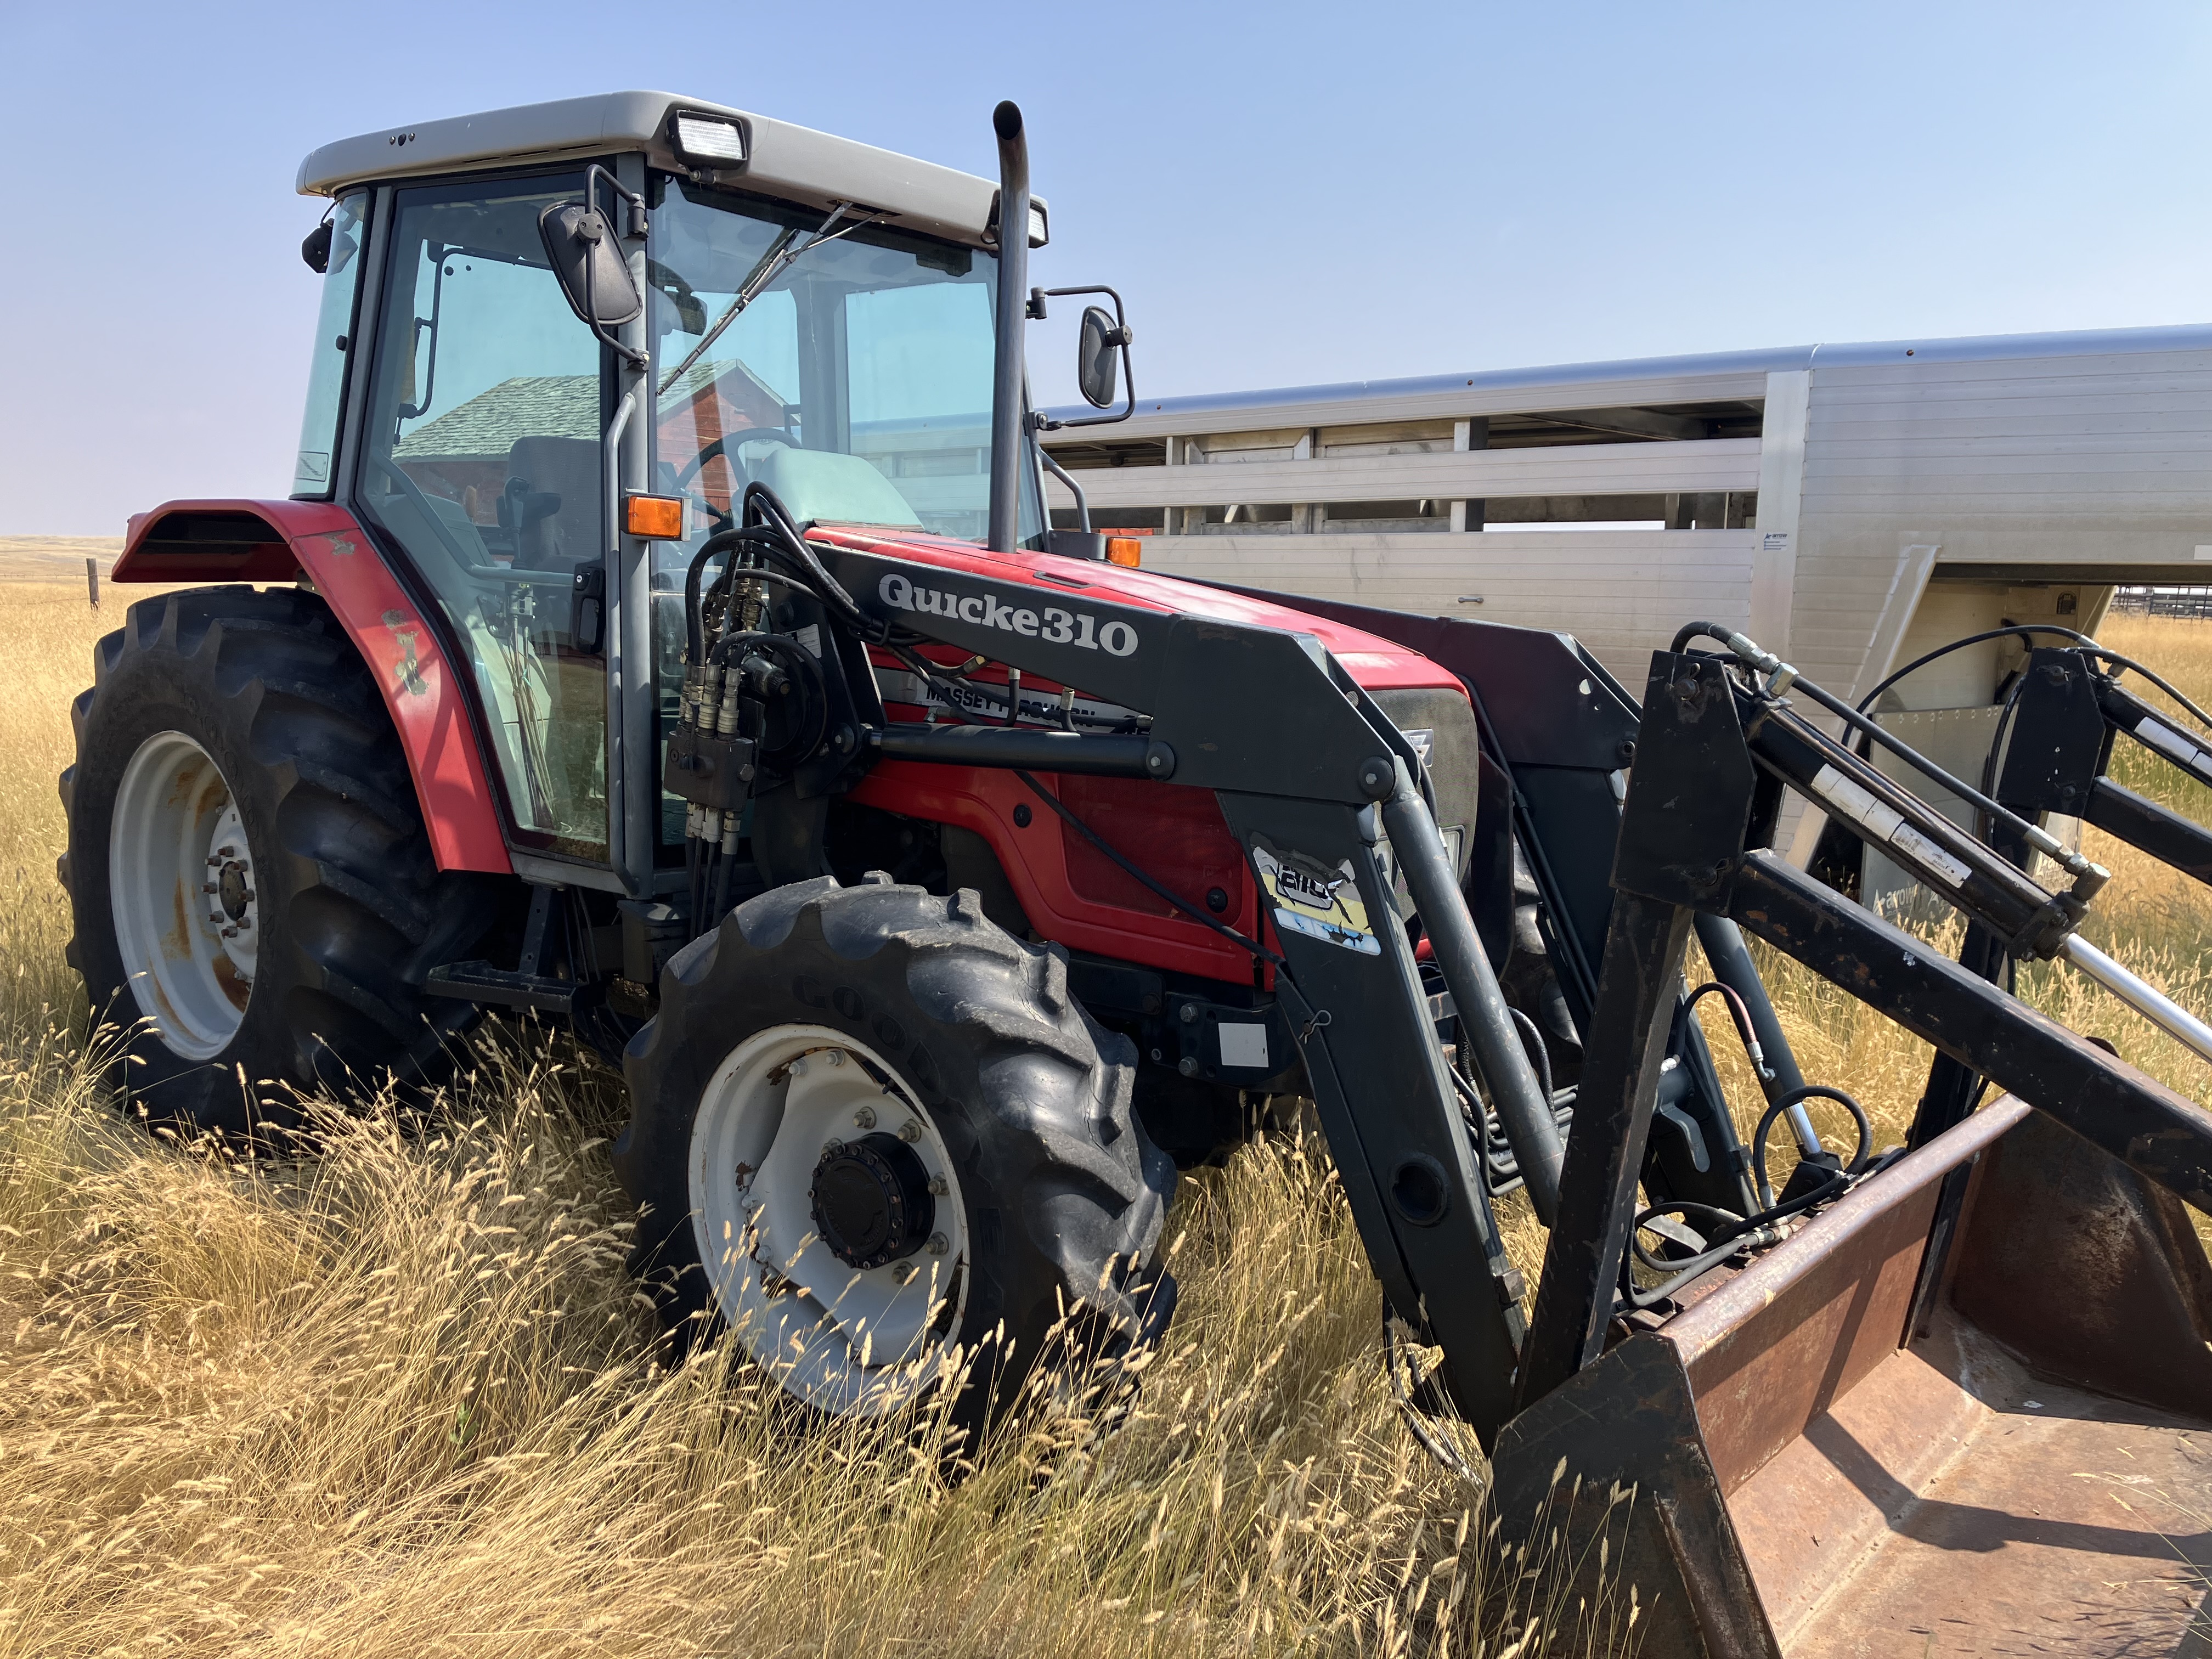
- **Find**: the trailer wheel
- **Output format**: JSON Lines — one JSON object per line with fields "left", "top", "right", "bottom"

{"left": 60, "top": 586, "right": 498, "bottom": 1135}
{"left": 616, "top": 875, "right": 1178, "bottom": 1430}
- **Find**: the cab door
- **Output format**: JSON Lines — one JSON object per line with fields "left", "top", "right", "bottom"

{"left": 351, "top": 171, "right": 617, "bottom": 870}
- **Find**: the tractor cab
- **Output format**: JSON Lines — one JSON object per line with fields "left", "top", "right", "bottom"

{"left": 286, "top": 93, "right": 1073, "bottom": 893}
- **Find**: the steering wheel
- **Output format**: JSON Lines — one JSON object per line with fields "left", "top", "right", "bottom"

{"left": 673, "top": 427, "right": 798, "bottom": 493}
{"left": 674, "top": 428, "right": 798, "bottom": 531}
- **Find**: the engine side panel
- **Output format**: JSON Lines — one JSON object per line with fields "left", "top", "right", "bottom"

{"left": 845, "top": 760, "right": 1262, "bottom": 984}
{"left": 111, "top": 499, "right": 511, "bottom": 874}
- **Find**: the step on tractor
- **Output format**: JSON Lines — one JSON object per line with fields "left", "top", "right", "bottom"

{"left": 64, "top": 91, "right": 2212, "bottom": 1654}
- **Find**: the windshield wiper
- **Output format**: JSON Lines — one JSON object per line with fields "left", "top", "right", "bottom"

{"left": 656, "top": 201, "right": 877, "bottom": 397}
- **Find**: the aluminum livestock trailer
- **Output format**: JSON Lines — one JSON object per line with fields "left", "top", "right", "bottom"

{"left": 1040, "top": 324, "right": 2212, "bottom": 865}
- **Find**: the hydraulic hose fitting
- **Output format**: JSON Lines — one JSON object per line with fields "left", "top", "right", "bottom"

{"left": 1669, "top": 622, "right": 1800, "bottom": 696}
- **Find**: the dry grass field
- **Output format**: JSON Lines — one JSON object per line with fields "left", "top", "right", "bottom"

{"left": 0, "top": 538, "right": 122, "bottom": 586}
{"left": 0, "top": 584, "right": 2205, "bottom": 1657}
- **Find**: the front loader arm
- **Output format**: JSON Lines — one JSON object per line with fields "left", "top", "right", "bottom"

{"left": 802, "top": 541, "right": 1539, "bottom": 1434}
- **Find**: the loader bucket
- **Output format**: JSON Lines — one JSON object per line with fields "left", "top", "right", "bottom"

{"left": 1491, "top": 1096, "right": 2212, "bottom": 1658}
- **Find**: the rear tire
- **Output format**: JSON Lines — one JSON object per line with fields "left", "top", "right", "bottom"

{"left": 60, "top": 586, "right": 499, "bottom": 1135}
{"left": 615, "top": 874, "right": 1178, "bottom": 1433}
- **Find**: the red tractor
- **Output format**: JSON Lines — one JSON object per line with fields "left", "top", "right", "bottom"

{"left": 64, "top": 91, "right": 2212, "bottom": 1652}
{"left": 67, "top": 92, "right": 1530, "bottom": 1427}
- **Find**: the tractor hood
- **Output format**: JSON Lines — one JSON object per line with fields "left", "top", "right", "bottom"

{"left": 810, "top": 526, "right": 1468, "bottom": 697}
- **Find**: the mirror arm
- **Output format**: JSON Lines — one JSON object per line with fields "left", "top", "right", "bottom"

{"left": 1029, "top": 283, "right": 1136, "bottom": 431}
{"left": 583, "top": 163, "right": 651, "bottom": 372}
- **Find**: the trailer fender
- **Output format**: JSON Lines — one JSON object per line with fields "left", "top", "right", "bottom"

{"left": 112, "top": 499, "right": 510, "bottom": 874}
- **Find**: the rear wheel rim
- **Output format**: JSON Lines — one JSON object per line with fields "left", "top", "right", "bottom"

{"left": 109, "top": 731, "right": 257, "bottom": 1060}
{"left": 688, "top": 1024, "right": 970, "bottom": 1416}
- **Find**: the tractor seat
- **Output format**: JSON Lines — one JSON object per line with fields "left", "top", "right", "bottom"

{"left": 503, "top": 436, "right": 601, "bottom": 572}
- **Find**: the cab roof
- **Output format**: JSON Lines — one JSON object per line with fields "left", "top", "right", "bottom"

{"left": 296, "top": 89, "right": 1033, "bottom": 251}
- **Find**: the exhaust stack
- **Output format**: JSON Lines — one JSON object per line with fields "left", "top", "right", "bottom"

{"left": 987, "top": 100, "right": 1030, "bottom": 554}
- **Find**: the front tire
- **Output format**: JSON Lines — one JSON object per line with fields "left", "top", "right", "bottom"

{"left": 616, "top": 874, "right": 1178, "bottom": 1430}
{"left": 61, "top": 586, "right": 498, "bottom": 1135}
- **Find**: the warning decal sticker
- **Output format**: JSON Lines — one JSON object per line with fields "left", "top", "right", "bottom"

{"left": 1252, "top": 844, "right": 1380, "bottom": 956}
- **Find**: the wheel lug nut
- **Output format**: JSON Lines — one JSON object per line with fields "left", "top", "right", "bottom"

{"left": 926, "top": 1232, "right": 949, "bottom": 1256}
{"left": 852, "top": 1104, "right": 877, "bottom": 1130}
{"left": 890, "top": 1261, "right": 917, "bottom": 1284}
{"left": 898, "top": 1119, "right": 922, "bottom": 1143}
{"left": 825, "top": 1050, "right": 845, "bottom": 1067}
{"left": 927, "top": 1175, "right": 949, "bottom": 1196}
{"left": 821, "top": 1137, "right": 844, "bottom": 1157}
{"left": 202, "top": 883, "right": 218, "bottom": 895}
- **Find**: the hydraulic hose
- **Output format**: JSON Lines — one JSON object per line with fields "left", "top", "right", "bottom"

{"left": 1690, "top": 913, "right": 1820, "bottom": 1155}
{"left": 1383, "top": 757, "right": 1564, "bottom": 1223}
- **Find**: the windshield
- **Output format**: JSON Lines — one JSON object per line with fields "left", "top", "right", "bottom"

{"left": 646, "top": 178, "right": 1043, "bottom": 547}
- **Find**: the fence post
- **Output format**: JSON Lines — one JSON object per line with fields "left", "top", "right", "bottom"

{"left": 86, "top": 556, "right": 99, "bottom": 611}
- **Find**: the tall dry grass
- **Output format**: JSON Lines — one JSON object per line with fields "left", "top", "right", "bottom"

{"left": 1, "top": 588, "right": 2208, "bottom": 1656}
{"left": 0, "top": 585, "right": 1615, "bottom": 1657}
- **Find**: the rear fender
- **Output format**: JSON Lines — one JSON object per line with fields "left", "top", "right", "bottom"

{"left": 112, "top": 500, "right": 510, "bottom": 874}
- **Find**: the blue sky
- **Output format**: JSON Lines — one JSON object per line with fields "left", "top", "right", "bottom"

{"left": 3, "top": 1, "right": 2209, "bottom": 534}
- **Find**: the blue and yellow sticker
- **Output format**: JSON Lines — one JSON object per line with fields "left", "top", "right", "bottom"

{"left": 1252, "top": 845, "right": 1380, "bottom": 956}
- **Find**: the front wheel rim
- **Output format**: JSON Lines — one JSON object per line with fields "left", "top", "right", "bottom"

{"left": 689, "top": 1024, "right": 971, "bottom": 1417}
{"left": 108, "top": 731, "right": 257, "bottom": 1060}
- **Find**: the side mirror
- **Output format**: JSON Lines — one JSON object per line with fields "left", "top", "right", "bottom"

{"left": 539, "top": 201, "right": 644, "bottom": 330}
{"left": 1076, "top": 306, "right": 1126, "bottom": 408}
{"left": 537, "top": 165, "right": 651, "bottom": 371}
{"left": 300, "top": 201, "right": 360, "bottom": 276}
{"left": 1029, "top": 284, "right": 1135, "bottom": 431}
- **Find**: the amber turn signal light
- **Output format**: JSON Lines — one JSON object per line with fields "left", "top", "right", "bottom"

{"left": 1105, "top": 537, "right": 1142, "bottom": 568}
{"left": 625, "top": 494, "right": 685, "bottom": 540}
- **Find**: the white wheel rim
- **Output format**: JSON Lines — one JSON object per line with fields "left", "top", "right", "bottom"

{"left": 689, "top": 1024, "right": 970, "bottom": 1416}
{"left": 109, "top": 732, "right": 257, "bottom": 1059}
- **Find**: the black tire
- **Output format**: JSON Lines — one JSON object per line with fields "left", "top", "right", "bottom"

{"left": 60, "top": 585, "right": 499, "bottom": 1135}
{"left": 615, "top": 873, "right": 1178, "bottom": 1432}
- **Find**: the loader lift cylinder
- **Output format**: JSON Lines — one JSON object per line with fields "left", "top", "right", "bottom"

{"left": 1383, "top": 758, "right": 1564, "bottom": 1221}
